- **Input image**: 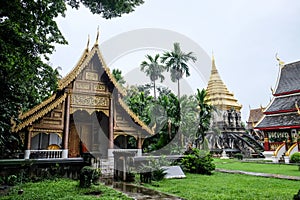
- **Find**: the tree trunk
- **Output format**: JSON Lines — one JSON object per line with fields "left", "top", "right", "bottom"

{"left": 153, "top": 80, "right": 156, "bottom": 100}
{"left": 177, "top": 78, "right": 180, "bottom": 99}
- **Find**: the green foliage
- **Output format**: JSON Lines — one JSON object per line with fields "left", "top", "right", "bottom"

{"left": 214, "top": 158, "right": 300, "bottom": 176}
{"left": 140, "top": 54, "right": 165, "bottom": 99}
{"left": 290, "top": 152, "right": 300, "bottom": 163}
{"left": 65, "top": 0, "right": 144, "bottom": 19}
{"left": 2, "top": 178, "right": 131, "bottom": 200}
{"left": 195, "top": 89, "right": 214, "bottom": 147}
{"left": 294, "top": 189, "right": 300, "bottom": 200}
{"left": 161, "top": 42, "right": 197, "bottom": 98}
{"left": 234, "top": 153, "right": 244, "bottom": 160}
{"left": 145, "top": 173, "right": 300, "bottom": 200}
{"left": 7, "top": 175, "right": 18, "bottom": 186}
{"left": 112, "top": 68, "right": 126, "bottom": 86}
{"left": 181, "top": 148, "right": 215, "bottom": 175}
{"left": 79, "top": 166, "right": 101, "bottom": 188}
{"left": 0, "top": 0, "right": 64, "bottom": 158}
{"left": 139, "top": 156, "right": 169, "bottom": 183}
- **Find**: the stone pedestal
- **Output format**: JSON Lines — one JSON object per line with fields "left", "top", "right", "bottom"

{"left": 62, "top": 149, "right": 68, "bottom": 158}
{"left": 24, "top": 150, "right": 30, "bottom": 159}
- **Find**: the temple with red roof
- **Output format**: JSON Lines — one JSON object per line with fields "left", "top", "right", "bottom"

{"left": 255, "top": 60, "right": 300, "bottom": 162}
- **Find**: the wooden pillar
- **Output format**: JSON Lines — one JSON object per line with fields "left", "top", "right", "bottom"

{"left": 25, "top": 127, "right": 32, "bottom": 159}
{"left": 263, "top": 132, "right": 269, "bottom": 151}
{"left": 63, "top": 92, "right": 71, "bottom": 149}
{"left": 124, "top": 135, "right": 127, "bottom": 149}
{"left": 109, "top": 97, "right": 114, "bottom": 149}
{"left": 62, "top": 91, "right": 71, "bottom": 158}
{"left": 27, "top": 128, "right": 32, "bottom": 150}
{"left": 137, "top": 136, "right": 142, "bottom": 149}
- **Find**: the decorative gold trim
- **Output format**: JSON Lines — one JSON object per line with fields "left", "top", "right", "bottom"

{"left": 32, "top": 129, "right": 63, "bottom": 133}
{"left": 19, "top": 94, "right": 57, "bottom": 119}
{"left": 285, "top": 143, "right": 298, "bottom": 156}
{"left": 58, "top": 49, "right": 89, "bottom": 90}
{"left": 13, "top": 93, "right": 67, "bottom": 132}
{"left": 86, "top": 34, "right": 90, "bottom": 50}
{"left": 276, "top": 53, "right": 285, "bottom": 68}
{"left": 118, "top": 98, "right": 154, "bottom": 135}
{"left": 295, "top": 100, "right": 300, "bottom": 115}
{"left": 273, "top": 142, "right": 285, "bottom": 156}
{"left": 94, "top": 47, "right": 127, "bottom": 96}
{"left": 31, "top": 131, "right": 63, "bottom": 139}
{"left": 102, "top": 110, "right": 109, "bottom": 117}
{"left": 20, "top": 132, "right": 25, "bottom": 144}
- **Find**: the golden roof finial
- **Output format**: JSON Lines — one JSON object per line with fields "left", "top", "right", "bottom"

{"left": 95, "top": 26, "right": 99, "bottom": 46}
{"left": 270, "top": 86, "right": 274, "bottom": 95}
{"left": 260, "top": 104, "right": 264, "bottom": 111}
{"left": 212, "top": 51, "right": 217, "bottom": 71}
{"left": 275, "top": 53, "right": 285, "bottom": 68}
{"left": 86, "top": 34, "right": 90, "bottom": 51}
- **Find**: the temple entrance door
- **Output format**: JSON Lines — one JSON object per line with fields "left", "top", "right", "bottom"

{"left": 69, "top": 122, "right": 80, "bottom": 157}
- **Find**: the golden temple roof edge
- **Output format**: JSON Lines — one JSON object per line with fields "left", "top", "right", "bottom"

{"left": 13, "top": 93, "right": 67, "bottom": 132}
{"left": 118, "top": 98, "right": 154, "bottom": 135}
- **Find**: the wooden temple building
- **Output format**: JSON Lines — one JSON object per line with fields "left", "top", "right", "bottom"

{"left": 255, "top": 60, "right": 300, "bottom": 162}
{"left": 11, "top": 35, "right": 153, "bottom": 162}
{"left": 205, "top": 55, "right": 263, "bottom": 157}
{"left": 247, "top": 107, "right": 264, "bottom": 143}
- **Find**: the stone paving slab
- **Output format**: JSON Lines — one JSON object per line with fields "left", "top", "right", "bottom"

{"left": 215, "top": 168, "right": 300, "bottom": 181}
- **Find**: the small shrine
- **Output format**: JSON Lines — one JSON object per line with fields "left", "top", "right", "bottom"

{"left": 11, "top": 33, "right": 153, "bottom": 164}
{"left": 255, "top": 60, "right": 300, "bottom": 162}
{"left": 205, "top": 55, "right": 263, "bottom": 157}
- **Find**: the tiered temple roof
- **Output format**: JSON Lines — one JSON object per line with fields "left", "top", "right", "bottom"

{"left": 256, "top": 61, "right": 300, "bottom": 130}
{"left": 206, "top": 55, "right": 242, "bottom": 111}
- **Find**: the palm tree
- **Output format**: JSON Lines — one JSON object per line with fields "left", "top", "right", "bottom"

{"left": 195, "top": 88, "right": 214, "bottom": 147}
{"left": 140, "top": 54, "right": 165, "bottom": 99}
{"left": 161, "top": 42, "right": 197, "bottom": 99}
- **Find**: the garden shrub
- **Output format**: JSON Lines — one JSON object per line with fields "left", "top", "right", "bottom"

{"left": 181, "top": 148, "right": 215, "bottom": 175}
{"left": 7, "top": 175, "right": 18, "bottom": 186}
{"left": 138, "top": 156, "right": 168, "bottom": 183}
{"left": 290, "top": 152, "right": 300, "bottom": 163}
{"left": 79, "top": 166, "right": 101, "bottom": 188}
{"left": 234, "top": 153, "right": 243, "bottom": 160}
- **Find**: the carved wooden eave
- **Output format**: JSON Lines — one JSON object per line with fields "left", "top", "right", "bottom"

{"left": 118, "top": 98, "right": 154, "bottom": 136}
{"left": 58, "top": 49, "right": 89, "bottom": 90}
{"left": 19, "top": 94, "right": 57, "bottom": 120}
{"left": 13, "top": 93, "right": 67, "bottom": 132}
{"left": 93, "top": 45, "right": 127, "bottom": 96}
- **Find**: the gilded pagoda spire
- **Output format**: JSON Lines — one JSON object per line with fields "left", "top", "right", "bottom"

{"left": 206, "top": 55, "right": 242, "bottom": 111}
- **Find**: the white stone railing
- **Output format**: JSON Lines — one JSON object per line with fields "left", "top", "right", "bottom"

{"left": 108, "top": 149, "right": 142, "bottom": 157}
{"left": 25, "top": 150, "right": 63, "bottom": 159}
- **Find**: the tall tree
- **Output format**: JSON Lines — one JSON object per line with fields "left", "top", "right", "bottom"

{"left": 66, "top": 0, "right": 144, "bottom": 19}
{"left": 161, "top": 43, "right": 197, "bottom": 99}
{"left": 140, "top": 54, "right": 165, "bottom": 99}
{"left": 0, "top": 0, "right": 144, "bottom": 158}
{"left": 195, "top": 89, "right": 214, "bottom": 147}
{"left": 112, "top": 68, "right": 126, "bottom": 86}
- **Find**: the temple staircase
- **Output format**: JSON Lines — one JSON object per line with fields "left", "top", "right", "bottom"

{"left": 99, "top": 158, "right": 114, "bottom": 177}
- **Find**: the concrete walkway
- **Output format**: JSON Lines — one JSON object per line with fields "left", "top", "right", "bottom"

{"left": 215, "top": 168, "right": 300, "bottom": 181}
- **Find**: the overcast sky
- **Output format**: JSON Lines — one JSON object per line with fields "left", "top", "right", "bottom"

{"left": 50, "top": 0, "right": 300, "bottom": 121}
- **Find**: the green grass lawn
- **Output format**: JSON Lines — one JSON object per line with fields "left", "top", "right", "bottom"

{"left": 1, "top": 178, "right": 132, "bottom": 200}
{"left": 145, "top": 172, "right": 300, "bottom": 200}
{"left": 214, "top": 158, "right": 300, "bottom": 177}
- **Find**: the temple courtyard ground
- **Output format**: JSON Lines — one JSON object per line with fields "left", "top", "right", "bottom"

{"left": 1, "top": 159, "right": 300, "bottom": 200}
